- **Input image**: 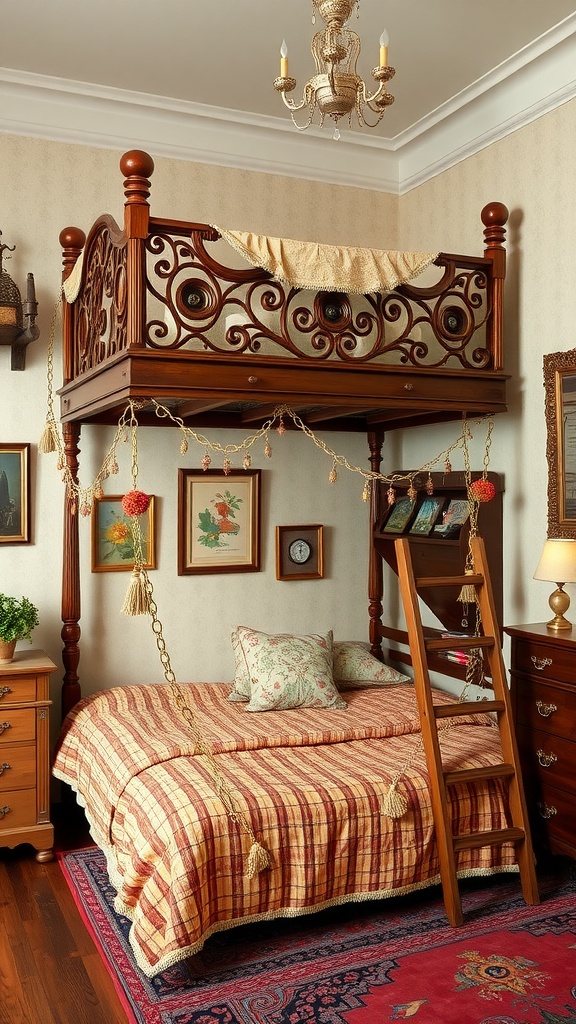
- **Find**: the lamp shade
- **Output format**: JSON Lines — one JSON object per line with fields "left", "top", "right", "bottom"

{"left": 534, "top": 538, "right": 576, "bottom": 584}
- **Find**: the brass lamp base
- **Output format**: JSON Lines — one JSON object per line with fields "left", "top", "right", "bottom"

{"left": 546, "top": 584, "right": 572, "bottom": 630}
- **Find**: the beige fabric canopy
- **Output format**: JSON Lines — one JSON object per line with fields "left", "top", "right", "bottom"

{"left": 216, "top": 227, "right": 439, "bottom": 295}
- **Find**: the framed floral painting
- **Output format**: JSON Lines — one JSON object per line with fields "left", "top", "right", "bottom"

{"left": 92, "top": 495, "right": 156, "bottom": 572}
{"left": 178, "top": 469, "right": 261, "bottom": 575}
{"left": 0, "top": 443, "right": 30, "bottom": 543}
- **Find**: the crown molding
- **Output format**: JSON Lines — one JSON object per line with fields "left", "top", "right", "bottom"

{"left": 1, "top": 16, "right": 575, "bottom": 195}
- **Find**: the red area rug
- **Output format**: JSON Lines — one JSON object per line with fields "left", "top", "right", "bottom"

{"left": 59, "top": 847, "right": 576, "bottom": 1024}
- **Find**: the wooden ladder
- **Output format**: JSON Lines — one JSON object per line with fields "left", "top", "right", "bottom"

{"left": 394, "top": 533, "right": 539, "bottom": 925}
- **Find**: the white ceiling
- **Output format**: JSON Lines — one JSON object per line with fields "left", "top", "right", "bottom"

{"left": 2, "top": 0, "right": 576, "bottom": 192}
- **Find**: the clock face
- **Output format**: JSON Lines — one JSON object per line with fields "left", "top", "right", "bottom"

{"left": 288, "top": 538, "right": 312, "bottom": 565}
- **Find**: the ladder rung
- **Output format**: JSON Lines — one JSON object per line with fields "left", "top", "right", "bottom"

{"left": 426, "top": 636, "right": 494, "bottom": 653}
{"left": 434, "top": 699, "right": 504, "bottom": 718}
{"left": 453, "top": 827, "right": 526, "bottom": 852}
{"left": 415, "top": 573, "right": 484, "bottom": 589}
{"left": 444, "top": 763, "right": 515, "bottom": 786}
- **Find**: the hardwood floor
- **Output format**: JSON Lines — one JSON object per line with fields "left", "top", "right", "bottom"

{"left": 0, "top": 806, "right": 128, "bottom": 1024}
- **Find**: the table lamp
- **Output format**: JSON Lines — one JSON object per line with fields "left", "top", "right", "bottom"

{"left": 533, "top": 538, "right": 576, "bottom": 629}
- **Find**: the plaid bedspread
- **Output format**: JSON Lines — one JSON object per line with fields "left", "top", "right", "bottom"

{"left": 52, "top": 681, "right": 518, "bottom": 976}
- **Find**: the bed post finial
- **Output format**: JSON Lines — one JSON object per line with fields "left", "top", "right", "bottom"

{"left": 481, "top": 201, "right": 508, "bottom": 253}
{"left": 120, "top": 150, "right": 155, "bottom": 209}
{"left": 481, "top": 202, "right": 508, "bottom": 373}
{"left": 59, "top": 226, "right": 86, "bottom": 281}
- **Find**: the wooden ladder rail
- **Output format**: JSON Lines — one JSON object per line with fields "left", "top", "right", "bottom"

{"left": 394, "top": 534, "right": 539, "bottom": 926}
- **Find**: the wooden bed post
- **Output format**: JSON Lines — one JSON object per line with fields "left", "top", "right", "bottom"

{"left": 368, "top": 429, "right": 384, "bottom": 659}
{"left": 61, "top": 422, "right": 82, "bottom": 719}
{"left": 59, "top": 227, "right": 85, "bottom": 718}
{"left": 120, "top": 150, "right": 155, "bottom": 348}
{"left": 482, "top": 201, "right": 508, "bottom": 372}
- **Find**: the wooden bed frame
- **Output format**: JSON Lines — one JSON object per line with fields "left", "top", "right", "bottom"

{"left": 58, "top": 149, "right": 509, "bottom": 717}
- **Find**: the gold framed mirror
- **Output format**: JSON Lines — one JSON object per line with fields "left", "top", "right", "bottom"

{"left": 544, "top": 348, "right": 576, "bottom": 538}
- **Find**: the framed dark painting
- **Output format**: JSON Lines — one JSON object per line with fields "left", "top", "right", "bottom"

{"left": 0, "top": 443, "right": 30, "bottom": 543}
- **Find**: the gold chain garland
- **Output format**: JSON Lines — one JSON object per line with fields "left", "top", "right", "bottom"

{"left": 124, "top": 424, "right": 270, "bottom": 877}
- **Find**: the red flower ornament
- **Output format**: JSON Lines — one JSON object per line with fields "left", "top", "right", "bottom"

{"left": 469, "top": 478, "right": 496, "bottom": 503}
{"left": 121, "top": 490, "right": 150, "bottom": 517}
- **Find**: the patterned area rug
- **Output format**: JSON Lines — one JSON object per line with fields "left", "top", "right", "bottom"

{"left": 59, "top": 848, "right": 576, "bottom": 1024}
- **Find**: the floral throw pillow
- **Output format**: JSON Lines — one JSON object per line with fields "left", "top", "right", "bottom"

{"left": 228, "top": 627, "right": 251, "bottom": 702}
{"left": 234, "top": 626, "right": 347, "bottom": 712}
{"left": 333, "top": 640, "right": 411, "bottom": 689}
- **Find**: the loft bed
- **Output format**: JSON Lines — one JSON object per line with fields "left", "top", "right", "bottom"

{"left": 53, "top": 149, "right": 516, "bottom": 978}
{"left": 57, "top": 149, "right": 509, "bottom": 715}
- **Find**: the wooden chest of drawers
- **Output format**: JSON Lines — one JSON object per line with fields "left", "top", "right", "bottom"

{"left": 0, "top": 649, "right": 55, "bottom": 862}
{"left": 504, "top": 622, "right": 576, "bottom": 858}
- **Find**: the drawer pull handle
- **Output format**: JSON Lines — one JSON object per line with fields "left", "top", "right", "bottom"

{"left": 537, "top": 801, "right": 557, "bottom": 820}
{"left": 535, "top": 701, "right": 557, "bottom": 718}
{"left": 0, "top": 762, "right": 11, "bottom": 776}
{"left": 247, "top": 375, "right": 258, "bottom": 384}
{"left": 536, "top": 749, "right": 557, "bottom": 768}
{"left": 0, "top": 805, "right": 11, "bottom": 819}
{"left": 531, "top": 656, "right": 552, "bottom": 671}
{"left": 0, "top": 722, "right": 11, "bottom": 735}
{"left": 0, "top": 686, "right": 12, "bottom": 699}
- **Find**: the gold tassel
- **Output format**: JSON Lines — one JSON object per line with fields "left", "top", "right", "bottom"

{"left": 381, "top": 780, "right": 408, "bottom": 819}
{"left": 38, "top": 421, "right": 58, "bottom": 454}
{"left": 458, "top": 569, "right": 478, "bottom": 606}
{"left": 245, "top": 840, "right": 270, "bottom": 878}
{"left": 121, "top": 570, "right": 150, "bottom": 616}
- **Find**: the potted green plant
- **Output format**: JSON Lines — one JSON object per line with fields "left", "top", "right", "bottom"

{"left": 0, "top": 593, "right": 39, "bottom": 664}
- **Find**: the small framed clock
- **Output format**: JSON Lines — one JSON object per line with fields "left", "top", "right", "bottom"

{"left": 276, "top": 524, "right": 324, "bottom": 581}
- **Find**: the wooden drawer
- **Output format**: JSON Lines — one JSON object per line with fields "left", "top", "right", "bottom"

{"left": 0, "top": 789, "right": 37, "bottom": 831}
{"left": 0, "top": 677, "right": 37, "bottom": 704}
{"left": 513, "top": 636, "right": 576, "bottom": 685}
{"left": 516, "top": 723, "right": 576, "bottom": 798}
{"left": 0, "top": 709, "right": 35, "bottom": 745}
{"left": 513, "top": 677, "right": 576, "bottom": 741}
{"left": 0, "top": 744, "right": 36, "bottom": 792}
{"left": 526, "top": 780, "right": 576, "bottom": 858}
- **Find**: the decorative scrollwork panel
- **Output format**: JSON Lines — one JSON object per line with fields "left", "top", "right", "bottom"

{"left": 142, "top": 229, "right": 492, "bottom": 369}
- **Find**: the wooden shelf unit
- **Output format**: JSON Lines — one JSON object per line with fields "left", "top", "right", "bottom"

{"left": 372, "top": 471, "right": 504, "bottom": 677}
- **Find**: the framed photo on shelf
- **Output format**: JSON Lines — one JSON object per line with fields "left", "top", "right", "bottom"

{"left": 432, "top": 499, "right": 470, "bottom": 538}
{"left": 0, "top": 443, "right": 30, "bottom": 543}
{"left": 380, "top": 496, "right": 417, "bottom": 535}
{"left": 276, "top": 524, "right": 324, "bottom": 580}
{"left": 408, "top": 496, "right": 446, "bottom": 536}
{"left": 92, "top": 495, "right": 156, "bottom": 572}
{"left": 178, "top": 469, "right": 261, "bottom": 575}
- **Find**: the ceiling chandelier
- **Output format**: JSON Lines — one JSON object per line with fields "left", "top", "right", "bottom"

{"left": 273, "top": 0, "right": 395, "bottom": 139}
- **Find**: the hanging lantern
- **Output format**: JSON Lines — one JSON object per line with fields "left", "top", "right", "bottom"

{"left": 0, "top": 230, "right": 39, "bottom": 370}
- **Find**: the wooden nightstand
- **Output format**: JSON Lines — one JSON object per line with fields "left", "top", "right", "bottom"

{"left": 0, "top": 649, "right": 55, "bottom": 862}
{"left": 504, "top": 623, "right": 576, "bottom": 859}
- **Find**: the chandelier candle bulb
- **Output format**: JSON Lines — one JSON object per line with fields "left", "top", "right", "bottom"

{"left": 379, "top": 30, "right": 389, "bottom": 68}
{"left": 280, "top": 40, "right": 289, "bottom": 77}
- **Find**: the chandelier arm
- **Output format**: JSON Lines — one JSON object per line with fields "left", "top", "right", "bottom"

{"left": 280, "top": 92, "right": 311, "bottom": 114}
{"left": 355, "top": 99, "right": 385, "bottom": 129}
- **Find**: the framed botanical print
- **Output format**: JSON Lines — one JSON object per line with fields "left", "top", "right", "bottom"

{"left": 92, "top": 495, "right": 156, "bottom": 571}
{"left": 0, "top": 443, "right": 30, "bottom": 543}
{"left": 178, "top": 469, "right": 261, "bottom": 575}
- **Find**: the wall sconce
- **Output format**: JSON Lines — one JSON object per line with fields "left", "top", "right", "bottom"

{"left": 533, "top": 538, "right": 576, "bottom": 629}
{"left": 0, "top": 230, "right": 39, "bottom": 370}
